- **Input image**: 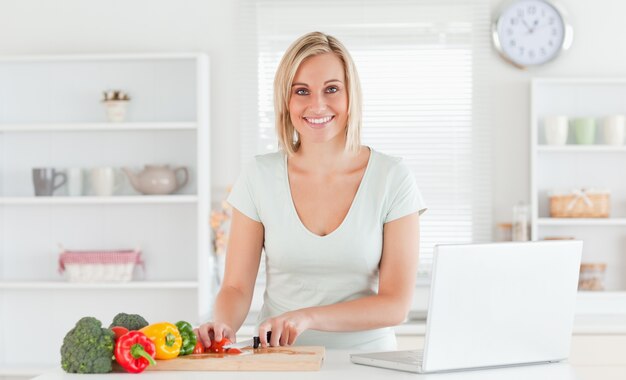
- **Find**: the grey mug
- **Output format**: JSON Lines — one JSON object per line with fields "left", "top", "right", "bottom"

{"left": 32, "top": 168, "right": 67, "bottom": 196}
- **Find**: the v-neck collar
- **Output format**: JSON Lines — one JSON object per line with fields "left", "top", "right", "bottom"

{"left": 283, "top": 147, "right": 374, "bottom": 239}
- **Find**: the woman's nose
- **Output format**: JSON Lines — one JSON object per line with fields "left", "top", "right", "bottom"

{"left": 307, "top": 92, "right": 327, "bottom": 112}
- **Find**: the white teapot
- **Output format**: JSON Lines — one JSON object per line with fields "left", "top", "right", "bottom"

{"left": 122, "top": 165, "right": 189, "bottom": 195}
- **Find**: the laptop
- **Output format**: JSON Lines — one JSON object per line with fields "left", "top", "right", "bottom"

{"left": 350, "top": 240, "right": 583, "bottom": 373}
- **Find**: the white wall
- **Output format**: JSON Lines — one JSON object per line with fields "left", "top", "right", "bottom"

{"left": 1, "top": 0, "right": 625, "bottom": 226}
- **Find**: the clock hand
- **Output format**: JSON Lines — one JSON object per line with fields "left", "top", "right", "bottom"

{"left": 520, "top": 18, "right": 533, "bottom": 33}
{"left": 534, "top": 18, "right": 555, "bottom": 30}
{"left": 532, "top": 20, "right": 553, "bottom": 33}
{"left": 530, "top": 19, "right": 539, "bottom": 33}
{"left": 524, "top": 18, "right": 540, "bottom": 34}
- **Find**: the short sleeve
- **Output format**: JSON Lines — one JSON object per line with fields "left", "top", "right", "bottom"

{"left": 384, "top": 162, "right": 427, "bottom": 223}
{"left": 227, "top": 162, "right": 261, "bottom": 222}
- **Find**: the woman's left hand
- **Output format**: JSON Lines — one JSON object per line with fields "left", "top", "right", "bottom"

{"left": 258, "top": 310, "right": 312, "bottom": 347}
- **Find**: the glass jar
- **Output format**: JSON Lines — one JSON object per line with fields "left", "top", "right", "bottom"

{"left": 512, "top": 203, "right": 530, "bottom": 241}
{"left": 578, "top": 263, "right": 607, "bottom": 291}
{"left": 496, "top": 222, "right": 512, "bottom": 241}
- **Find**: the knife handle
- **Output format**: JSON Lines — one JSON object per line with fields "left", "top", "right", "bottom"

{"left": 253, "top": 331, "right": 272, "bottom": 349}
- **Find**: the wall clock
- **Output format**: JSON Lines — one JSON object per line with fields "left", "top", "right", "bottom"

{"left": 492, "top": 0, "right": 573, "bottom": 68}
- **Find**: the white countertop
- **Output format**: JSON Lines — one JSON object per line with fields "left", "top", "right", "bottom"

{"left": 237, "top": 314, "right": 626, "bottom": 337}
{"left": 31, "top": 351, "right": 623, "bottom": 380}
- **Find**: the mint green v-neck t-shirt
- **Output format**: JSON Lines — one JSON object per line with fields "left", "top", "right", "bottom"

{"left": 227, "top": 148, "right": 427, "bottom": 350}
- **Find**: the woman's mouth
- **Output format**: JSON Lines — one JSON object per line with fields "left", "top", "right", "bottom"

{"left": 303, "top": 115, "right": 334, "bottom": 129}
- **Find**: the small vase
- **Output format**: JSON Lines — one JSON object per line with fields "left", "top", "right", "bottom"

{"left": 543, "top": 116, "right": 568, "bottom": 145}
{"left": 603, "top": 115, "right": 625, "bottom": 146}
{"left": 572, "top": 117, "right": 596, "bottom": 145}
{"left": 103, "top": 100, "right": 129, "bottom": 122}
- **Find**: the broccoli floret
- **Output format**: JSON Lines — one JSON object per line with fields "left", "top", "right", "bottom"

{"left": 109, "top": 312, "right": 149, "bottom": 331}
{"left": 60, "top": 316, "right": 115, "bottom": 374}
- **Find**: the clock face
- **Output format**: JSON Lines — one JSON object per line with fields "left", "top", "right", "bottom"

{"left": 495, "top": 0, "right": 569, "bottom": 67}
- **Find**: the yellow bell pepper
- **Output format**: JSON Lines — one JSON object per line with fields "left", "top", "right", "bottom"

{"left": 139, "top": 322, "right": 182, "bottom": 360}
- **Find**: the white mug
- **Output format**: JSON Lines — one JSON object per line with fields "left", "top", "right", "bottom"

{"left": 90, "top": 167, "right": 122, "bottom": 196}
{"left": 67, "top": 168, "right": 83, "bottom": 196}
{"left": 603, "top": 115, "right": 625, "bottom": 146}
{"left": 543, "top": 116, "right": 568, "bottom": 145}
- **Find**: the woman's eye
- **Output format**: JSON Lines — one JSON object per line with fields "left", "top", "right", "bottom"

{"left": 326, "top": 86, "right": 339, "bottom": 93}
{"left": 295, "top": 88, "right": 309, "bottom": 95}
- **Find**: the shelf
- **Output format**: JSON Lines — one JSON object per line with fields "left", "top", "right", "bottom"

{"left": 0, "top": 195, "right": 198, "bottom": 205}
{"left": 0, "top": 52, "right": 206, "bottom": 62}
{"left": 0, "top": 281, "right": 199, "bottom": 290}
{"left": 576, "top": 291, "right": 626, "bottom": 315}
{"left": 537, "top": 146, "right": 626, "bottom": 153}
{"left": 0, "top": 122, "right": 197, "bottom": 132}
{"left": 578, "top": 290, "right": 626, "bottom": 298}
{"left": 537, "top": 218, "right": 626, "bottom": 226}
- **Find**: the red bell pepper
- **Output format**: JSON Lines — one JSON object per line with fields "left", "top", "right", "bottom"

{"left": 192, "top": 339, "right": 242, "bottom": 355}
{"left": 111, "top": 326, "right": 129, "bottom": 341}
{"left": 193, "top": 340, "right": 204, "bottom": 354}
{"left": 208, "top": 338, "right": 242, "bottom": 354}
{"left": 226, "top": 347, "right": 242, "bottom": 354}
{"left": 114, "top": 330, "right": 157, "bottom": 373}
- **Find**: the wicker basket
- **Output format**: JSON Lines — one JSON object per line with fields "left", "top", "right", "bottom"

{"left": 549, "top": 189, "right": 610, "bottom": 218}
{"left": 58, "top": 248, "right": 143, "bottom": 282}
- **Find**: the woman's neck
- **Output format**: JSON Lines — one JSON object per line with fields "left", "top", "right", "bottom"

{"left": 290, "top": 137, "right": 363, "bottom": 174}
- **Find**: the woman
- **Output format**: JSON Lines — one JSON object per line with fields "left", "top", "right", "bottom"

{"left": 196, "top": 31, "right": 426, "bottom": 350}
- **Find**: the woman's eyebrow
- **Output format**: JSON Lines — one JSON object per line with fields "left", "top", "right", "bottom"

{"left": 291, "top": 79, "right": 343, "bottom": 87}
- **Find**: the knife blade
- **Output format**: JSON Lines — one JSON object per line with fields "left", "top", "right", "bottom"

{"left": 223, "top": 331, "right": 272, "bottom": 349}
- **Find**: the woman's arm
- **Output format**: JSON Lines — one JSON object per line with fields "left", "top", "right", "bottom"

{"left": 259, "top": 212, "right": 420, "bottom": 346}
{"left": 196, "top": 208, "right": 264, "bottom": 346}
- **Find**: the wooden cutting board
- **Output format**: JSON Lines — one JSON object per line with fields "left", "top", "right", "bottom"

{"left": 145, "top": 346, "right": 325, "bottom": 371}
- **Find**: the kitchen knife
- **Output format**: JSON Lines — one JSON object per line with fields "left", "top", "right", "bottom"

{"left": 223, "top": 331, "right": 272, "bottom": 349}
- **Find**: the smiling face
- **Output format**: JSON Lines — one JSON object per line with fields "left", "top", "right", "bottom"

{"left": 288, "top": 53, "right": 349, "bottom": 148}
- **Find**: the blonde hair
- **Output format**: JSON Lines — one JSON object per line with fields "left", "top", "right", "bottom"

{"left": 273, "top": 31, "right": 362, "bottom": 155}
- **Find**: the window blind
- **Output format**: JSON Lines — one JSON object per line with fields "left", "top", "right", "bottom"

{"left": 237, "top": 0, "right": 492, "bottom": 279}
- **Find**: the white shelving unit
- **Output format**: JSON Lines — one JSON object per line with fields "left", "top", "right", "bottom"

{"left": 537, "top": 218, "right": 626, "bottom": 226}
{"left": 0, "top": 122, "right": 197, "bottom": 132}
{"left": 537, "top": 146, "right": 626, "bottom": 153}
{"left": 0, "top": 195, "right": 199, "bottom": 205}
{"left": 530, "top": 78, "right": 626, "bottom": 314}
{"left": 0, "top": 53, "right": 211, "bottom": 378}
{"left": 0, "top": 281, "right": 199, "bottom": 290}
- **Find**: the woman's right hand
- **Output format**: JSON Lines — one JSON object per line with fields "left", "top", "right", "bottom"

{"left": 194, "top": 322, "right": 236, "bottom": 349}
